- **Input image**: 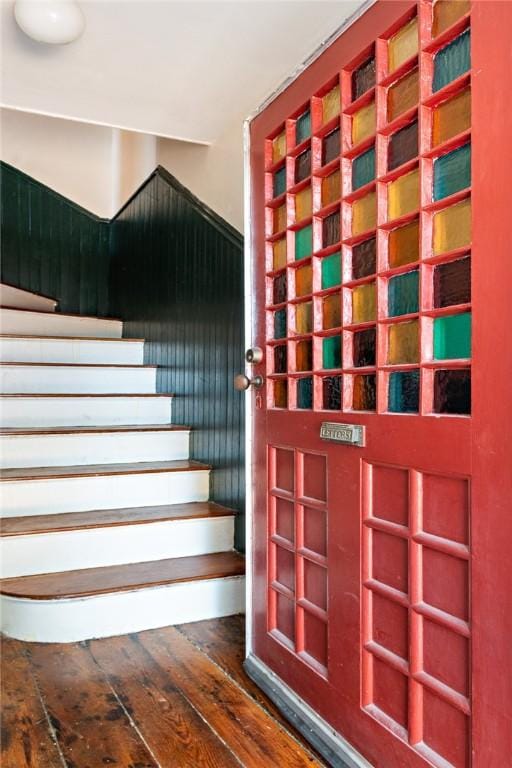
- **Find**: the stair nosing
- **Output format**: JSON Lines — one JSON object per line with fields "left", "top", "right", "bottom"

{"left": 0, "top": 459, "right": 212, "bottom": 482}
{"left": 0, "top": 306, "right": 122, "bottom": 322}
{"left": 0, "top": 424, "right": 190, "bottom": 436}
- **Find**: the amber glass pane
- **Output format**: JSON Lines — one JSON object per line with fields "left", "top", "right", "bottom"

{"left": 296, "top": 301, "right": 313, "bottom": 334}
{"left": 388, "top": 168, "right": 419, "bottom": 220}
{"left": 352, "top": 55, "right": 376, "bottom": 101}
{"left": 295, "top": 187, "right": 312, "bottom": 222}
{"left": 273, "top": 238, "right": 287, "bottom": 270}
{"left": 353, "top": 327, "right": 376, "bottom": 367}
{"left": 322, "top": 84, "right": 340, "bottom": 124}
{"left": 273, "top": 272, "right": 287, "bottom": 305}
{"left": 323, "top": 293, "right": 341, "bottom": 329}
{"left": 433, "top": 199, "right": 471, "bottom": 255}
{"left": 433, "top": 88, "right": 471, "bottom": 147}
{"left": 274, "top": 345, "right": 287, "bottom": 374}
{"left": 274, "top": 379, "right": 288, "bottom": 408}
{"left": 273, "top": 131, "right": 286, "bottom": 164}
{"left": 389, "top": 219, "right": 419, "bottom": 268}
{"left": 323, "top": 212, "right": 340, "bottom": 248}
{"left": 434, "top": 369, "right": 470, "bottom": 414}
{"left": 433, "top": 0, "right": 470, "bottom": 37}
{"left": 322, "top": 170, "right": 341, "bottom": 207}
{"left": 322, "top": 128, "right": 340, "bottom": 165}
{"left": 353, "top": 191, "right": 377, "bottom": 236}
{"left": 296, "top": 264, "right": 313, "bottom": 297}
{"left": 434, "top": 256, "right": 471, "bottom": 308}
{"left": 387, "top": 69, "right": 419, "bottom": 123}
{"left": 352, "top": 237, "right": 376, "bottom": 279}
{"left": 388, "top": 121, "right": 418, "bottom": 171}
{"left": 323, "top": 376, "right": 342, "bottom": 410}
{"left": 353, "top": 374, "right": 376, "bottom": 411}
{"left": 352, "top": 101, "right": 376, "bottom": 145}
{"left": 388, "top": 17, "right": 418, "bottom": 73}
{"left": 297, "top": 340, "right": 313, "bottom": 371}
{"left": 352, "top": 283, "right": 376, "bottom": 324}
{"left": 295, "top": 149, "right": 311, "bottom": 184}
{"left": 274, "top": 204, "right": 287, "bottom": 233}
{"left": 388, "top": 320, "right": 419, "bottom": 364}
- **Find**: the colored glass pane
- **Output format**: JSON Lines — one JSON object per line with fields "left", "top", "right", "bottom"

{"left": 296, "top": 302, "right": 313, "bottom": 334}
{"left": 433, "top": 199, "right": 471, "bottom": 255}
{"left": 352, "top": 147, "right": 375, "bottom": 191}
{"left": 388, "top": 121, "right": 418, "bottom": 171}
{"left": 434, "top": 256, "right": 471, "bottom": 308}
{"left": 322, "top": 84, "right": 340, "bottom": 124}
{"left": 273, "top": 272, "right": 287, "bottom": 305}
{"left": 323, "top": 336, "right": 342, "bottom": 369}
{"left": 433, "top": 0, "right": 470, "bottom": 38}
{"left": 434, "top": 369, "right": 470, "bottom": 414}
{"left": 388, "top": 168, "right": 419, "bottom": 220}
{"left": 433, "top": 88, "right": 471, "bottom": 147}
{"left": 433, "top": 143, "right": 471, "bottom": 201}
{"left": 353, "top": 327, "right": 376, "bottom": 367}
{"left": 297, "top": 340, "right": 313, "bottom": 371}
{"left": 323, "top": 376, "right": 342, "bottom": 410}
{"left": 323, "top": 212, "right": 340, "bottom": 247}
{"left": 352, "top": 283, "right": 376, "bottom": 324}
{"left": 297, "top": 377, "right": 313, "bottom": 409}
{"left": 389, "top": 219, "right": 419, "bottom": 267}
{"left": 388, "top": 370, "right": 420, "bottom": 413}
{"left": 388, "top": 320, "right": 419, "bottom": 364}
{"left": 274, "top": 203, "right": 287, "bottom": 233}
{"left": 387, "top": 68, "right": 419, "bottom": 122}
{"left": 272, "top": 131, "right": 286, "bottom": 163}
{"left": 353, "top": 191, "right": 377, "bottom": 236}
{"left": 433, "top": 312, "right": 471, "bottom": 359}
{"left": 274, "top": 309, "right": 287, "bottom": 340}
{"left": 295, "top": 186, "right": 312, "bottom": 221}
{"left": 388, "top": 17, "right": 419, "bottom": 72}
{"left": 296, "top": 110, "right": 311, "bottom": 144}
{"left": 274, "top": 379, "right": 288, "bottom": 408}
{"left": 322, "top": 170, "right": 341, "bottom": 207}
{"left": 433, "top": 29, "right": 470, "bottom": 92}
{"left": 388, "top": 270, "right": 419, "bottom": 316}
{"left": 322, "top": 128, "right": 340, "bottom": 165}
{"left": 273, "top": 238, "right": 287, "bottom": 270}
{"left": 296, "top": 264, "right": 313, "bottom": 297}
{"left": 352, "top": 237, "right": 376, "bottom": 279}
{"left": 352, "top": 56, "right": 376, "bottom": 101}
{"left": 321, "top": 252, "right": 341, "bottom": 289}
{"left": 323, "top": 293, "right": 341, "bottom": 329}
{"left": 274, "top": 345, "right": 287, "bottom": 374}
{"left": 295, "top": 224, "right": 313, "bottom": 260}
{"left": 273, "top": 166, "right": 286, "bottom": 198}
{"left": 352, "top": 101, "right": 376, "bottom": 145}
{"left": 353, "top": 374, "right": 376, "bottom": 410}
{"left": 295, "top": 149, "right": 311, "bottom": 183}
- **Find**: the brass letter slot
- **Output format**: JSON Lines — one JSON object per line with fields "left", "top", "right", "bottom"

{"left": 320, "top": 422, "right": 365, "bottom": 447}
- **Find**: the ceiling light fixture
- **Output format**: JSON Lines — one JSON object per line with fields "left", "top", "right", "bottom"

{"left": 14, "top": 0, "right": 85, "bottom": 45}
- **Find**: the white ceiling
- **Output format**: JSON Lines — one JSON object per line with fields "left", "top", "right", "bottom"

{"left": 0, "top": 0, "right": 364, "bottom": 144}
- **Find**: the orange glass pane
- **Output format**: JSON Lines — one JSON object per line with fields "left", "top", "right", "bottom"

{"left": 433, "top": 0, "right": 470, "bottom": 37}
{"left": 323, "top": 84, "right": 340, "bottom": 124}
{"left": 296, "top": 340, "right": 313, "bottom": 371}
{"left": 389, "top": 219, "right": 419, "bottom": 268}
{"left": 295, "top": 187, "right": 312, "bottom": 222}
{"left": 352, "top": 283, "right": 376, "bottom": 324}
{"left": 387, "top": 69, "right": 419, "bottom": 123}
{"left": 273, "top": 238, "right": 287, "bottom": 270}
{"left": 388, "top": 168, "right": 420, "bottom": 220}
{"left": 322, "top": 170, "right": 341, "bottom": 207}
{"left": 352, "top": 101, "right": 376, "bottom": 145}
{"left": 388, "top": 17, "right": 419, "bottom": 72}
{"left": 296, "top": 301, "right": 313, "bottom": 334}
{"left": 273, "top": 131, "right": 286, "bottom": 164}
{"left": 433, "top": 199, "right": 471, "bottom": 255}
{"left": 274, "top": 379, "right": 288, "bottom": 408}
{"left": 274, "top": 203, "right": 287, "bottom": 233}
{"left": 296, "top": 264, "right": 313, "bottom": 297}
{"left": 353, "top": 191, "right": 377, "bottom": 236}
{"left": 432, "top": 88, "right": 471, "bottom": 147}
{"left": 388, "top": 320, "right": 419, "bottom": 364}
{"left": 323, "top": 293, "right": 342, "bottom": 329}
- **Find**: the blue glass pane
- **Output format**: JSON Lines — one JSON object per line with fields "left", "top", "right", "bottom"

{"left": 433, "top": 29, "right": 470, "bottom": 92}
{"left": 433, "top": 144, "right": 471, "bottom": 201}
{"left": 273, "top": 166, "right": 286, "bottom": 198}
{"left": 274, "top": 309, "right": 287, "bottom": 340}
{"left": 352, "top": 146, "right": 376, "bottom": 191}
{"left": 389, "top": 370, "right": 420, "bottom": 413}
{"left": 296, "top": 110, "right": 311, "bottom": 144}
{"left": 388, "top": 270, "right": 419, "bottom": 316}
{"left": 297, "top": 377, "right": 313, "bottom": 409}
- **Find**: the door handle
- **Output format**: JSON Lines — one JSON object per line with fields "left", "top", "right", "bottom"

{"left": 234, "top": 374, "right": 264, "bottom": 391}
{"left": 245, "top": 347, "right": 264, "bottom": 364}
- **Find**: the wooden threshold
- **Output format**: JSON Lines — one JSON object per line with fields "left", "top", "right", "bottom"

{"left": 1, "top": 501, "right": 236, "bottom": 537}
{"left": 0, "top": 551, "right": 245, "bottom": 599}
{"left": 0, "top": 459, "right": 211, "bottom": 482}
{"left": 0, "top": 334, "right": 144, "bottom": 342}
{"left": 0, "top": 423, "right": 190, "bottom": 436}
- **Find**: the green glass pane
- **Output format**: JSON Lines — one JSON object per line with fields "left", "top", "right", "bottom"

{"left": 433, "top": 29, "right": 470, "bottom": 92}
{"left": 273, "top": 166, "right": 286, "bottom": 198}
{"left": 274, "top": 309, "right": 287, "bottom": 340}
{"left": 296, "top": 110, "right": 311, "bottom": 144}
{"left": 388, "top": 270, "right": 419, "bottom": 317}
{"left": 323, "top": 335, "right": 341, "bottom": 369}
{"left": 352, "top": 146, "right": 375, "bottom": 191}
{"left": 388, "top": 370, "right": 420, "bottom": 413}
{"left": 433, "top": 312, "right": 471, "bottom": 359}
{"left": 295, "top": 225, "right": 313, "bottom": 260}
{"left": 321, "top": 252, "right": 341, "bottom": 289}
{"left": 297, "top": 377, "right": 313, "bottom": 409}
{"left": 433, "top": 144, "right": 471, "bottom": 201}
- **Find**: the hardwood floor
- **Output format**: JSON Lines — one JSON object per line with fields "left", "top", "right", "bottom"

{"left": 1, "top": 615, "right": 326, "bottom": 768}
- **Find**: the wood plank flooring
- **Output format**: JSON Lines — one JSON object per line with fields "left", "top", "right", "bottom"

{"left": 1, "top": 615, "right": 326, "bottom": 768}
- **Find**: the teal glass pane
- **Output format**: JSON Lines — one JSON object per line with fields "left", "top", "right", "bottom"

{"left": 295, "top": 225, "right": 313, "bottom": 260}
{"left": 274, "top": 309, "right": 287, "bottom": 340}
{"left": 321, "top": 252, "right": 341, "bottom": 289}
{"left": 433, "top": 312, "right": 471, "bottom": 359}
{"left": 296, "top": 110, "right": 311, "bottom": 144}
{"left": 433, "top": 144, "right": 471, "bottom": 201}
{"left": 388, "top": 370, "right": 420, "bottom": 413}
{"left": 323, "top": 335, "right": 341, "bottom": 369}
{"left": 352, "top": 146, "right": 375, "bottom": 191}
{"left": 388, "top": 270, "right": 419, "bottom": 317}
{"left": 433, "top": 29, "right": 470, "bottom": 92}
{"left": 297, "top": 377, "right": 313, "bottom": 409}
{"left": 273, "top": 166, "right": 286, "bottom": 198}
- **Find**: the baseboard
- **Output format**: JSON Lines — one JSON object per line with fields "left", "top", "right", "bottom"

{"left": 244, "top": 654, "right": 373, "bottom": 768}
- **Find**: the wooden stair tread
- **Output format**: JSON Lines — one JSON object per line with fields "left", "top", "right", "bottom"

{"left": 0, "top": 393, "right": 173, "bottom": 398}
{"left": 0, "top": 424, "right": 190, "bottom": 436}
{"left": 0, "top": 551, "right": 245, "bottom": 599}
{"left": 0, "top": 459, "right": 211, "bottom": 482}
{"left": 0, "top": 362, "right": 157, "bottom": 368}
{"left": 0, "top": 334, "right": 144, "bottom": 342}
{"left": 1, "top": 502, "right": 235, "bottom": 537}
{"left": 0, "top": 306, "right": 122, "bottom": 322}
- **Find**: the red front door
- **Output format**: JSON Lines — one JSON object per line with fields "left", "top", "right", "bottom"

{"left": 248, "top": 2, "right": 512, "bottom": 767}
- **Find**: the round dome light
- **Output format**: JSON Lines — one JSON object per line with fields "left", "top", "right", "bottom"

{"left": 14, "top": 0, "right": 85, "bottom": 45}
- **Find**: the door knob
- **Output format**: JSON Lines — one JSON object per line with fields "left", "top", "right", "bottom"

{"left": 234, "top": 374, "right": 264, "bottom": 391}
{"left": 245, "top": 347, "right": 263, "bottom": 364}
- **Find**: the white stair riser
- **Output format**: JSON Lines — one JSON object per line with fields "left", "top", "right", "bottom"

{"left": 0, "top": 365, "right": 156, "bottom": 394}
{"left": 0, "top": 576, "right": 245, "bottom": 642}
{"left": 0, "top": 396, "right": 173, "bottom": 427}
{"left": 1, "top": 516, "right": 235, "bottom": 577}
{"left": 0, "top": 338, "right": 144, "bottom": 365}
{"left": 0, "top": 285, "right": 57, "bottom": 313}
{"left": 0, "top": 431, "right": 189, "bottom": 468}
{"left": 1, "top": 470, "right": 210, "bottom": 517}
{"left": 0, "top": 309, "right": 122, "bottom": 338}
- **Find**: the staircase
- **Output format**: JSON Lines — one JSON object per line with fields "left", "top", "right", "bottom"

{"left": 0, "top": 285, "right": 245, "bottom": 643}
